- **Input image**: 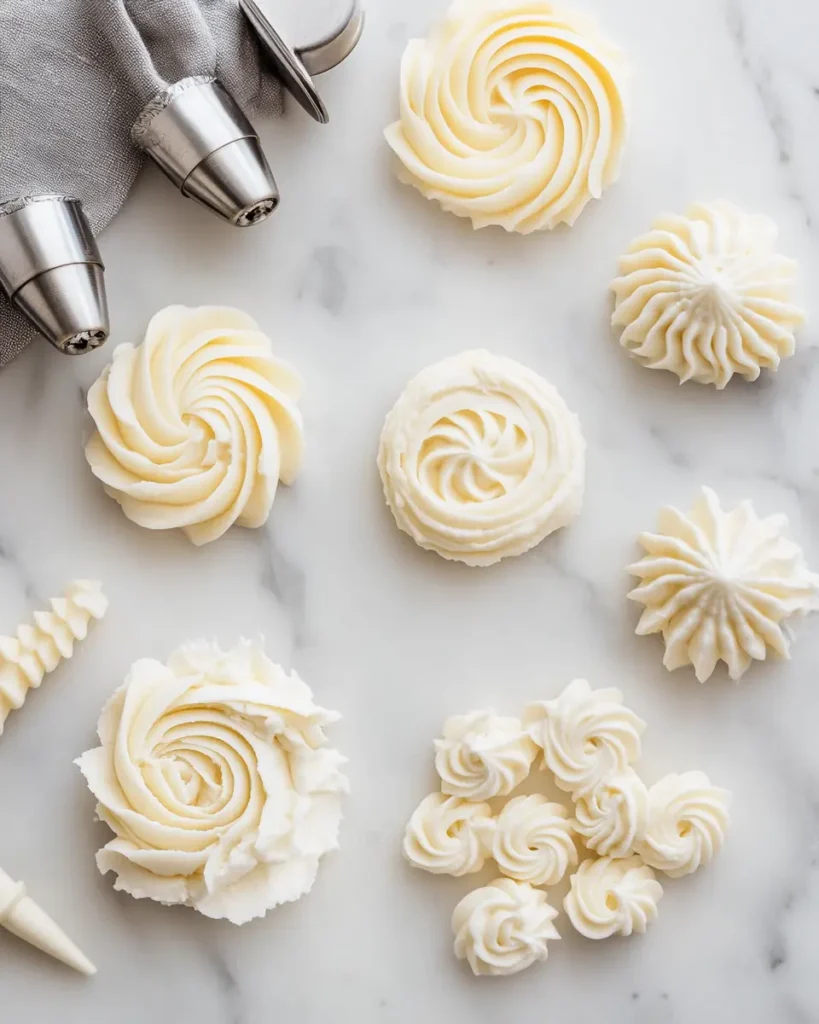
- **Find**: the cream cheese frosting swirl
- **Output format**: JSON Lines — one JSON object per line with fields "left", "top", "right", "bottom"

{"left": 524, "top": 680, "right": 645, "bottom": 797}
{"left": 403, "top": 793, "right": 493, "bottom": 876}
{"left": 378, "top": 350, "right": 586, "bottom": 566}
{"left": 76, "top": 640, "right": 347, "bottom": 925}
{"left": 611, "top": 201, "right": 805, "bottom": 387}
{"left": 487, "top": 794, "right": 578, "bottom": 886}
{"left": 637, "top": 772, "right": 731, "bottom": 878}
{"left": 564, "top": 856, "right": 663, "bottom": 939}
{"left": 453, "top": 878, "right": 560, "bottom": 976}
{"left": 385, "top": 1, "right": 629, "bottom": 233}
{"left": 85, "top": 305, "right": 304, "bottom": 546}
{"left": 572, "top": 769, "right": 648, "bottom": 859}
{"left": 628, "top": 488, "right": 819, "bottom": 682}
{"left": 435, "top": 709, "right": 537, "bottom": 799}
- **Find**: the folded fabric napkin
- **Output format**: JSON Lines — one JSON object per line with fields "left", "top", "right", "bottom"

{"left": 0, "top": 0, "right": 283, "bottom": 366}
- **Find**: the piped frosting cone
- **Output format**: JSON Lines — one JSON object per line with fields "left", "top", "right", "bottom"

{"left": 0, "top": 867, "right": 96, "bottom": 975}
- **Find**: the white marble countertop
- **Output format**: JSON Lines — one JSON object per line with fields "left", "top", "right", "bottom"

{"left": 2, "top": 0, "right": 819, "bottom": 1020}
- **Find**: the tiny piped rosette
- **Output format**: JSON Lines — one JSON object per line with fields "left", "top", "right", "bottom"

{"left": 378, "top": 351, "right": 586, "bottom": 567}
{"left": 636, "top": 772, "right": 731, "bottom": 879}
{"left": 524, "top": 679, "right": 646, "bottom": 797}
{"left": 564, "top": 856, "right": 663, "bottom": 940}
{"left": 85, "top": 305, "right": 304, "bottom": 546}
{"left": 488, "top": 795, "right": 577, "bottom": 887}
{"left": 403, "top": 794, "right": 493, "bottom": 877}
{"left": 453, "top": 878, "right": 560, "bottom": 977}
{"left": 385, "top": 1, "right": 628, "bottom": 233}
{"left": 628, "top": 488, "right": 819, "bottom": 682}
{"left": 435, "top": 709, "right": 537, "bottom": 800}
{"left": 611, "top": 201, "right": 805, "bottom": 387}
{"left": 572, "top": 769, "right": 648, "bottom": 859}
{"left": 76, "top": 640, "right": 347, "bottom": 925}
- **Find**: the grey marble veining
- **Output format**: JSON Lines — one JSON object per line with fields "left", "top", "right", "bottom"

{"left": 2, "top": 1, "right": 819, "bottom": 1021}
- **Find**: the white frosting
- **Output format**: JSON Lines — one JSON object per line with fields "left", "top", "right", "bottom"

{"left": 377, "top": 350, "right": 586, "bottom": 566}
{"left": 85, "top": 305, "right": 304, "bottom": 546}
{"left": 435, "top": 709, "right": 537, "bottom": 799}
{"left": 564, "top": 856, "right": 663, "bottom": 939}
{"left": 0, "top": 581, "right": 108, "bottom": 734}
{"left": 628, "top": 487, "right": 819, "bottom": 682}
{"left": 524, "top": 679, "right": 645, "bottom": 797}
{"left": 573, "top": 769, "right": 648, "bottom": 859}
{"left": 452, "top": 878, "right": 560, "bottom": 976}
{"left": 385, "top": 0, "right": 628, "bottom": 233}
{"left": 403, "top": 793, "right": 493, "bottom": 876}
{"left": 488, "top": 794, "right": 578, "bottom": 886}
{"left": 611, "top": 201, "right": 805, "bottom": 388}
{"left": 76, "top": 640, "right": 347, "bottom": 925}
{"left": 637, "top": 772, "right": 731, "bottom": 878}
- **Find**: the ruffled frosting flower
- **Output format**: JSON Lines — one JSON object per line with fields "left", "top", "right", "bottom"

{"left": 524, "top": 680, "right": 645, "bottom": 797}
{"left": 453, "top": 878, "right": 560, "bottom": 976}
{"left": 403, "top": 793, "right": 493, "bottom": 876}
{"left": 385, "top": 0, "right": 628, "bottom": 232}
{"left": 628, "top": 488, "right": 819, "bottom": 682}
{"left": 486, "top": 794, "right": 577, "bottom": 886}
{"left": 564, "top": 856, "right": 663, "bottom": 939}
{"left": 435, "top": 709, "right": 537, "bottom": 800}
{"left": 611, "top": 201, "right": 805, "bottom": 387}
{"left": 572, "top": 769, "right": 648, "bottom": 859}
{"left": 85, "top": 305, "right": 304, "bottom": 546}
{"left": 637, "top": 772, "right": 731, "bottom": 878}
{"left": 76, "top": 640, "right": 347, "bottom": 925}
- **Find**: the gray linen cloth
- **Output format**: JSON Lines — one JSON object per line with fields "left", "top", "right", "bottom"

{"left": 0, "top": 0, "right": 283, "bottom": 366}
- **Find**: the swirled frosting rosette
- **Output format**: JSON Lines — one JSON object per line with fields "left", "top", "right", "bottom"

{"left": 76, "top": 640, "right": 347, "bottom": 925}
{"left": 385, "top": 1, "right": 628, "bottom": 232}
{"left": 435, "top": 710, "right": 536, "bottom": 799}
{"left": 85, "top": 305, "right": 304, "bottom": 546}
{"left": 564, "top": 856, "right": 663, "bottom": 939}
{"left": 488, "top": 795, "right": 577, "bottom": 886}
{"left": 378, "top": 350, "right": 586, "bottom": 566}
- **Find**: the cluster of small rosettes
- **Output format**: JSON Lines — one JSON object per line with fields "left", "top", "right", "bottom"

{"left": 403, "top": 683, "right": 731, "bottom": 977}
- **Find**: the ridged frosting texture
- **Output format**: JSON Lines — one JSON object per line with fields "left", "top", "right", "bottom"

{"left": 0, "top": 581, "right": 108, "bottom": 735}
{"left": 435, "top": 709, "right": 537, "bottom": 799}
{"left": 564, "top": 856, "right": 663, "bottom": 939}
{"left": 524, "top": 679, "right": 645, "bottom": 797}
{"left": 573, "top": 769, "right": 648, "bottom": 859}
{"left": 76, "top": 640, "right": 347, "bottom": 925}
{"left": 637, "top": 772, "right": 731, "bottom": 878}
{"left": 487, "top": 795, "right": 577, "bottom": 886}
{"left": 384, "top": 0, "right": 628, "bottom": 233}
{"left": 85, "top": 306, "right": 304, "bottom": 546}
{"left": 452, "top": 878, "right": 560, "bottom": 976}
{"left": 403, "top": 794, "right": 493, "bottom": 876}
{"left": 611, "top": 201, "right": 805, "bottom": 387}
{"left": 378, "top": 350, "right": 586, "bottom": 566}
{"left": 628, "top": 487, "right": 819, "bottom": 682}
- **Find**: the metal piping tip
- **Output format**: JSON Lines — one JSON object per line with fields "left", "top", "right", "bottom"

{"left": 132, "top": 77, "right": 279, "bottom": 227}
{"left": 0, "top": 195, "right": 109, "bottom": 355}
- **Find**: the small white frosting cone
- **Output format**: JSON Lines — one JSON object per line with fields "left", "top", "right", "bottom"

{"left": 0, "top": 867, "right": 96, "bottom": 975}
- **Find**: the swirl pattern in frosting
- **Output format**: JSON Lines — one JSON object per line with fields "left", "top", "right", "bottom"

{"left": 403, "top": 793, "right": 493, "bottom": 876}
{"left": 452, "top": 877, "right": 560, "bottom": 976}
{"left": 611, "top": 201, "right": 805, "bottom": 388}
{"left": 435, "top": 709, "right": 537, "bottom": 799}
{"left": 384, "top": 1, "right": 628, "bottom": 233}
{"left": 378, "top": 350, "right": 586, "bottom": 566}
{"left": 637, "top": 772, "right": 731, "bottom": 878}
{"left": 628, "top": 487, "right": 819, "bottom": 682}
{"left": 524, "top": 679, "right": 645, "bottom": 797}
{"left": 564, "top": 856, "right": 663, "bottom": 939}
{"left": 85, "top": 305, "right": 304, "bottom": 546}
{"left": 76, "top": 640, "right": 347, "bottom": 925}
{"left": 572, "top": 769, "right": 648, "bottom": 859}
{"left": 488, "top": 794, "right": 578, "bottom": 886}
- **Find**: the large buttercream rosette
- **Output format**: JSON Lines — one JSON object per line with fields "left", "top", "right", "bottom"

{"left": 76, "top": 641, "right": 347, "bottom": 925}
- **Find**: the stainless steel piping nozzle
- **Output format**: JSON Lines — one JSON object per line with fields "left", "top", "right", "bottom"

{"left": 132, "top": 76, "right": 279, "bottom": 227}
{"left": 0, "top": 194, "right": 109, "bottom": 355}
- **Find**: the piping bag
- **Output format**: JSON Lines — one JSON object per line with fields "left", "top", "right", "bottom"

{"left": 0, "top": 865, "right": 95, "bottom": 975}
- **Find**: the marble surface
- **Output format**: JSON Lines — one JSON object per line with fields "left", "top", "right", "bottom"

{"left": 2, "top": 0, "right": 819, "bottom": 1020}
